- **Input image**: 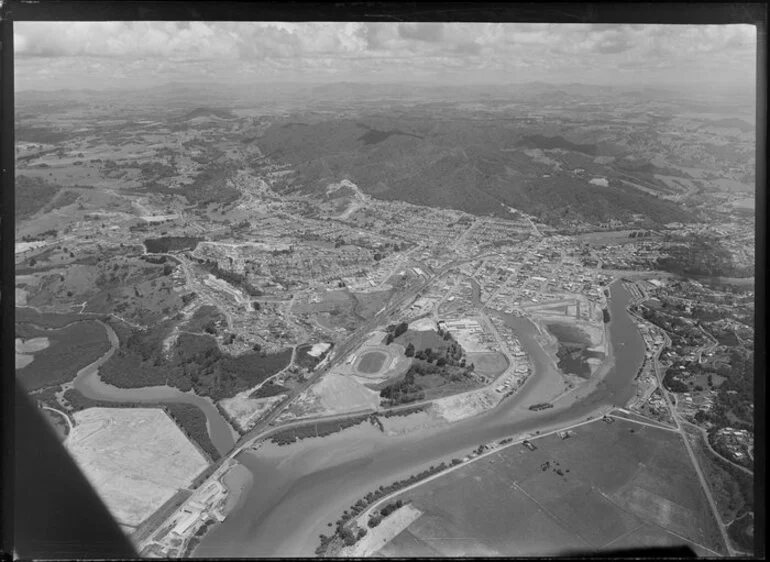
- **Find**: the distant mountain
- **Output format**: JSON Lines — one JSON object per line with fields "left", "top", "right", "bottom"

{"left": 258, "top": 113, "right": 692, "bottom": 226}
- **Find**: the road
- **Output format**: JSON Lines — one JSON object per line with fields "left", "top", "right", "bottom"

{"left": 41, "top": 406, "right": 73, "bottom": 442}
{"left": 620, "top": 279, "right": 736, "bottom": 555}
{"left": 137, "top": 252, "right": 511, "bottom": 550}
{"left": 682, "top": 419, "right": 754, "bottom": 477}
{"left": 357, "top": 415, "right": 609, "bottom": 525}
{"left": 642, "top": 288, "right": 736, "bottom": 556}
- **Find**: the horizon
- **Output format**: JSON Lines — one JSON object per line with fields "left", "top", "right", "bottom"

{"left": 14, "top": 23, "right": 757, "bottom": 94}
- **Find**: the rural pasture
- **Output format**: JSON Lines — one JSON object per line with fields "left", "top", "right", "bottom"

{"left": 66, "top": 407, "right": 208, "bottom": 527}
{"left": 376, "top": 418, "right": 726, "bottom": 557}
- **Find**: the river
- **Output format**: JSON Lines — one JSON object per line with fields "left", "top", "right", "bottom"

{"left": 70, "top": 321, "right": 237, "bottom": 456}
{"left": 195, "top": 280, "right": 646, "bottom": 557}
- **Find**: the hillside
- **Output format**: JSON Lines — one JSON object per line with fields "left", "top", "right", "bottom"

{"left": 258, "top": 114, "right": 693, "bottom": 226}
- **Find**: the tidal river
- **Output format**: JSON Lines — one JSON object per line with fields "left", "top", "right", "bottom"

{"left": 195, "top": 281, "right": 646, "bottom": 557}
{"left": 71, "top": 321, "right": 237, "bottom": 456}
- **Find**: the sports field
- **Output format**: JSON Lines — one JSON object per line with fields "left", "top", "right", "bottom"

{"left": 357, "top": 350, "right": 388, "bottom": 374}
{"left": 66, "top": 407, "right": 209, "bottom": 527}
{"left": 375, "top": 418, "right": 726, "bottom": 557}
{"left": 466, "top": 352, "right": 509, "bottom": 377}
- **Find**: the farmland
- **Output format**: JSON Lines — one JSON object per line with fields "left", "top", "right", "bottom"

{"left": 66, "top": 408, "right": 209, "bottom": 528}
{"left": 375, "top": 418, "right": 726, "bottom": 557}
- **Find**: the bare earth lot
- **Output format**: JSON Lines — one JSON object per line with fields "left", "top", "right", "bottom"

{"left": 66, "top": 407, "right": 209, "bottom": 527}
{"left": 375, "top": 418, "right": 726, "bottom": 557}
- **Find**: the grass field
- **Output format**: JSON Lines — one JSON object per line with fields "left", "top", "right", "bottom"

{"left": 15, "top": 320, "right": 111, "bottom": 391}
{"left": 465, "top": 352, "right": 509, "bottom": 377}
{"left": 353, "top": 289, "right": 394, "bottom": 319}
{"left": 358, "top": 351, "right": 388, "bottom": 373}
{"left": 67, "top": 408, "right": 209, "bottom": 527}
{"left": 685, "top": 425, "right": 754, "bottom": 532}
{"left": 394, "top": 329, "right": 448, "bottom": 354}
{"left": 377, "top": 418, "right": 726, "bottom": 557}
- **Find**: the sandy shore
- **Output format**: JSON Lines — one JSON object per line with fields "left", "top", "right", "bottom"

{"left": 221, "top": 462, "right": 254, "bottom": 516}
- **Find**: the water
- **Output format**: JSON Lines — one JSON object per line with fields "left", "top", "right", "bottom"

{"left": 196, "top": 281, "right": 646, "bottom": 557}
{"left": 546, "top": 322, "right": 601, "bottom": 379}
{"left": 71, "top": 321, "right": 237, "bottom": 456}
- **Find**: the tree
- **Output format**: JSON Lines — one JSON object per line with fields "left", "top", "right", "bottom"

{"left": 385, "top": 333, "right": 394, "bottom": 345}
{"left": 394, "top": 322, "right": 408, "bottom": 337}
{"left": 405, "top": 343, "right": 415, "bottom": 357}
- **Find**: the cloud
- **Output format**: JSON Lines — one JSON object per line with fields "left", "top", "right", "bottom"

{"left": 453, "top": 41, "right": 482, "bottom": 56}
{"left": 13, "top": 22, "right": 757, "bottom": 91}
{"left": 397, "top": 23, "right": 444, "bottom": 43}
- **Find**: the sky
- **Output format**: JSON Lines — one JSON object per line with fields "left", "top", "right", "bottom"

{"left": 14, "top": 22, "right": 757, "bottom": 92}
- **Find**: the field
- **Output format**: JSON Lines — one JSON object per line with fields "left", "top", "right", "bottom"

{"left": 394, "top": 329, "right": 448, "bottom": 353}
{"left": 352, "top": 289, "right": 394, "bottom": 319}
{"left": 66, "top": 408, "right": 209, "bottom": 527}
{"left": 375, "top": 419, "right": 726, "bottom": 557}
{"left": 15, "top": 320, "right": 111, "bottom": 391}
{"left": 310, "top": 372, "right": 380, "bottom": 414}
{"left": 357, "top": 351, "right": 388, "bottom": 374}
{"left": 465, "top": 352, "right": 509, "bottom": 377}
{"left": 682, "top": 425, "right": 754, "bottom": 553}
{"left": 19, "top": 252, "right": 184, "bottom": 326}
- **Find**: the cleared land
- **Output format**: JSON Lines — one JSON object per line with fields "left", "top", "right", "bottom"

{"left": 312, "top": 373, "right": 380, "bottom": 414}
{"left": 66, "top": 407, "right": 209, "bottom": 527}
{"left": 375, "top": 418, "right": 726, "bottom": 557}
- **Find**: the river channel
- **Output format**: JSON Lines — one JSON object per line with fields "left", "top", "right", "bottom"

{"left": 195, "top": 280, "right": 646, "bottom": 557}
{"left": 70, "top": 321, "right": 237, "bottom": 456}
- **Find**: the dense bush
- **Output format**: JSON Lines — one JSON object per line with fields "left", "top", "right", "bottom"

{"left": 165, "top": 403, "right": 221, "bottom": 461}
{"left": 15, "top": 175, "right": 60, "bottom": 219}
{"left": 144, "top": 236, "right": 203, "bottom": 253}
{"left": 99, "top": 320, "right": 292, "bottom": 401}
{"left": 16, "top": 321, "right": 111, "bottom": 391}
{"left": 250, "top": 381, "right": 290, "bottom": 399}
{"left": 271, "top": 415, "right": 369, "bottom": 446}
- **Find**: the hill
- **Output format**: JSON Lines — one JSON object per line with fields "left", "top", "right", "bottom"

{"left": 258, "top": 113, "right": 693, "bottom": 226}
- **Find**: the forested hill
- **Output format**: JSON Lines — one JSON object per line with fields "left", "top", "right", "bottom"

{"left": 257, "top": 113, "right": 693, "bottom": 227}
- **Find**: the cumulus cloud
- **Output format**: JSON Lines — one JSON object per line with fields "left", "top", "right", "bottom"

{"left": 13, "top": 22, "right": 756, "bottom": 90}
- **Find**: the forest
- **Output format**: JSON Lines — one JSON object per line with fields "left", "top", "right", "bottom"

{"left": 99, "top": 320, "right": 292, "bottom": 401}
